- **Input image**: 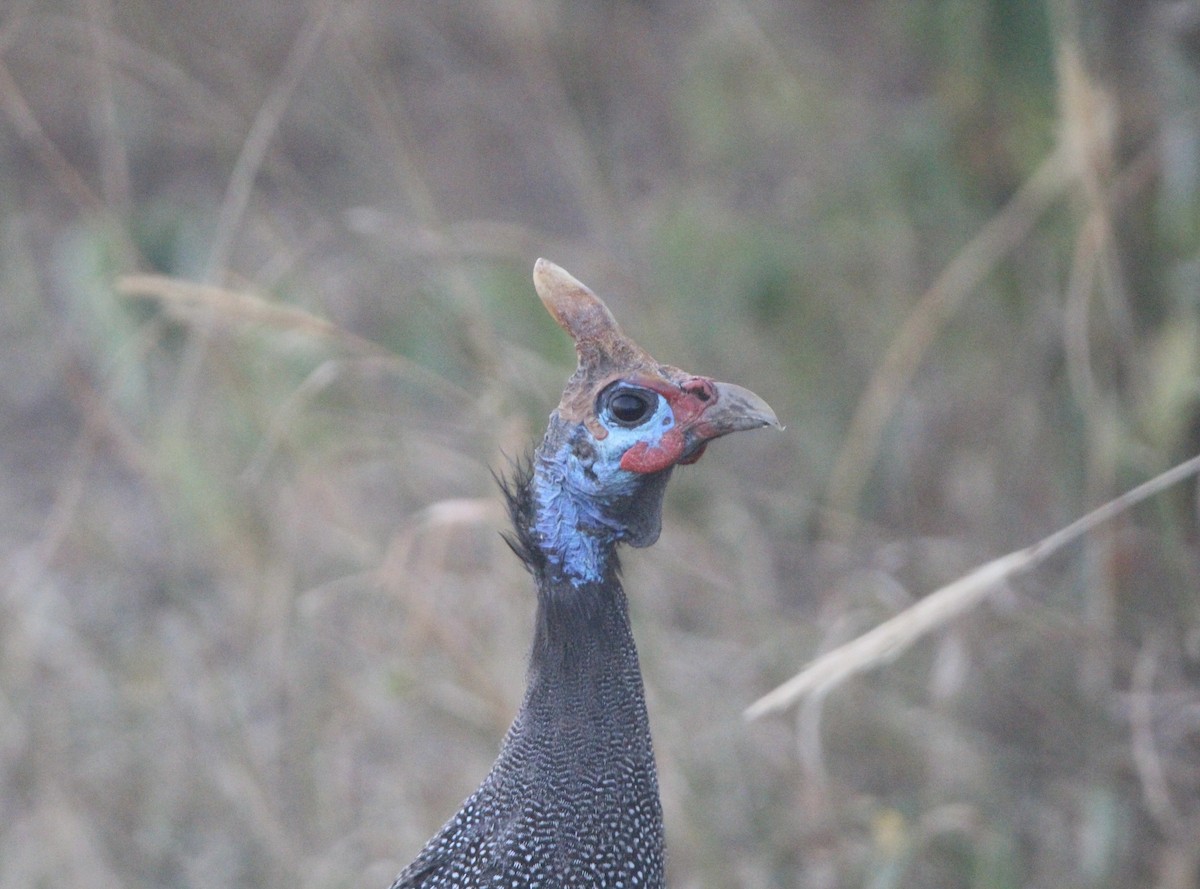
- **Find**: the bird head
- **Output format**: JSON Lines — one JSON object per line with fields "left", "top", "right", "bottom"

{"left": 529, "top": 259, "right": 779, "bottom": 573}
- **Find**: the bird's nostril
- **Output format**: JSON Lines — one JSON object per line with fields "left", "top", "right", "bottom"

{"left": 685, "top": 379, "right": 715, "bottom": 401}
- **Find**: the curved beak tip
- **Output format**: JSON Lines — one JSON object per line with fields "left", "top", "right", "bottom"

{"left": 744, "top": 409, "right": 783, "bottom": 432}
{"left": 757, "top": 405, "right": 784, "bottom": 431}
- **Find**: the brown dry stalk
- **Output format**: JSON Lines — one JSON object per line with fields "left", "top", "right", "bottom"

{"left": 113, "top": 274, "right": 474, "bottom": 419}
{"left": 747, "top": 452, "right": 1200, "bottom": 719}
{"left": 204, "top": 0, "right": 340, "bottom": 282}
{"left": 116, "top": 274, "right": 389, "bottom": 356}
{"left": 820, "top": 42, "right": 1146, "bottom": 544}
{"left": 819, "top": 147, "right": 1073, "bottom": 541}
{"left": 0, "top": 58, "right": 104, "bottom": 213}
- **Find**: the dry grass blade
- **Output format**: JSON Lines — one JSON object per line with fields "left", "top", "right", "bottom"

{"left": 204, "top": 0, "right": 340, "bottom": 282}
{"left": 819, "top": 147, "right": 1072, "bottom": 541}
{"left": 747, "top": 452, "right": 1200, "bottom": 720}
{"left": 0, "top": 58, "right": 105, "bottom": 213}
{"left": 115, "top": 274, "right": 475, "bottom": 411}
{"left": 116, "top": 273, "right": 389, "bottom": 355}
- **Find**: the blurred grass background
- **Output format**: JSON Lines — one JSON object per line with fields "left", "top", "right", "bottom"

{"left": 2, "top": 1, "right": 1199, "bottom": 887}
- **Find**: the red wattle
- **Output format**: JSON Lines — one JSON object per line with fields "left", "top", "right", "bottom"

{"left": 619, "top": 428, "right": 685, "bottom": 473}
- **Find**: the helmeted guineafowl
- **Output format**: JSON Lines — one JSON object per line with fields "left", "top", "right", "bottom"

{"left": 390, "top": 259, "right": 779, "bottom": 888}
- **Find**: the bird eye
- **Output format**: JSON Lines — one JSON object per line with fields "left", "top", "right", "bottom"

{"left": 603, "top": 386, "right": 656, "bottom": 426}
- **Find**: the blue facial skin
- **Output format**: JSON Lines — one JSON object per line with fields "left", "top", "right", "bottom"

{"left": 531, "top": 390, "right": 676, "bottom": 586}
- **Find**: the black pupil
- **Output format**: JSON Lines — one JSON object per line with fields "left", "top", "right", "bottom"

{"left": 610, "top": 390, "right": 650, "bottom": 423}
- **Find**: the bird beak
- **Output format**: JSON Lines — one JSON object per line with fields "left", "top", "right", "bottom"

{"left": 675, "top": 380, "right": 781, "bottom": 464}
{"left": 702, "top": 381, "right": 781, "bottom": 434}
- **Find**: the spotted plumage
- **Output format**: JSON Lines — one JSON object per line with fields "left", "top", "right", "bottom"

{"left": 390, "top": 260, "right": 778, "bottom": 888}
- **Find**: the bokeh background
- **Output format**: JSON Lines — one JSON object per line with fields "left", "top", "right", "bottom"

{"left": 2, "top": 1, "right": 1200, "bottom": 887}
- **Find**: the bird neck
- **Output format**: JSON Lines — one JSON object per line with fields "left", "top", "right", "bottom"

{"left": 498, "top": 450, "right": 657, "bottom": 761}
{"left": 517, "top": 569, "right": 656, "bottom": 773}
{"left": 530, "top": 569, "right": 639, "bottom": 686}
{"left": 529, "top": 453, "right": 622, "bottom": 586}
{"left": 468, "top": 443, "right": 665, "bottom": 885}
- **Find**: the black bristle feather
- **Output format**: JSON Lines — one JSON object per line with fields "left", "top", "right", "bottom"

{"left": 493, "top": 455, "right": 543, "bottom": 575}
{"left": 493, "top": 455, "right": 624, "bottom": 585}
